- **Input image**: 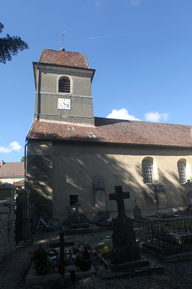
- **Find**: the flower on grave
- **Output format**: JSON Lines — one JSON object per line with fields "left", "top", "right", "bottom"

{"left": 29, "top": 244, "right": 51, "bottom": 275}
{"left": 77, "top": 216, "right": 82, "bottom": 223}
{"left": 64, "top": 247, "right": 78, "bottom": 265}
{"left": 76, "top": 242, "right": 96, "bottom": 263}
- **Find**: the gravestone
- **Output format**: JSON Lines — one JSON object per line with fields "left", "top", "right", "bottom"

{"left": 151, "top": 183, "right": 167, "bottom": 211}
{"left": 93, "top": 176, "right": 106, "bottom": 212}
{"left": 68, "top": 201, "right": 90, "bottom": 228}
{"left": 96, "top": 211, "right": 109, "bottom": 223}
{"left": 96, "top": 211, "right": 113, "bottom": 227}
{"left": 133, "top": 204, "right": 142, "bottom": 219}
{"left": 109, "top": 186, "right": 140, "bottom": 263}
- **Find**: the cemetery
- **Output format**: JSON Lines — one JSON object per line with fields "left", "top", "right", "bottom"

{"left": 1, "top": 183, "right": 192, "bottom": 288}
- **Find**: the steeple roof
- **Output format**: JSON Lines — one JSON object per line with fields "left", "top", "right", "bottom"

{"left": 38, "top": 49, "right": 90, "bottom": 68}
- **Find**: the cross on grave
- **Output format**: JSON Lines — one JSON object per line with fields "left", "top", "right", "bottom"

{"left": 109, "top": 186, "right": 140, "bottom": 263}
{"left": 75, "top": 201, "right": 81, "bottom": 213}
{"left": 49, "top": 231, "right": 74, "bottom": 276}
{"left": 109, "top": 185, "right": 130, "bottom": 218}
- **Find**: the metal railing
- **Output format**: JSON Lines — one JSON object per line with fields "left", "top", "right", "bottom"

{"left": 132, "top": 217, "right": 192, "bottom": 249}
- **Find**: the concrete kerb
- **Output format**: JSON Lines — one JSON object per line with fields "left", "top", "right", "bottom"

{"left": 26, "top": 263, "right": 96, "bottom": 284}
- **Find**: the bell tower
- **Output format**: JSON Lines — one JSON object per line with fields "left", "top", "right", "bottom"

{"left": 33, "top": 49, "right": 95, "bottom": 126}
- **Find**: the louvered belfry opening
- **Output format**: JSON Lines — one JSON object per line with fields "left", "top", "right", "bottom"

{"left": 59, "top": 77, "right": 70, "bottom": 93}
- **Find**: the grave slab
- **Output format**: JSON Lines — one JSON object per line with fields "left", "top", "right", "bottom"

{"left": 98, "top": 254, "right": 163, "bottom": 279}
{"left": 26, "top": 263, "right": 96, "bottom": 284}
{"left": 142, "top": 243, "right": 192, "bottom": 263}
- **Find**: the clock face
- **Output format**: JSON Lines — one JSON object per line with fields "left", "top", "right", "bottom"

{"left": 58, "top": 98, "right": 71, "bottom": 110}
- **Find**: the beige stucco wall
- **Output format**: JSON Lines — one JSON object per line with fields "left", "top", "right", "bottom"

{"left": 26, "top": 140, "right": 191, "bottom": 223}
{"left": 52, "top": 142, "right": 191, "bottom": 222}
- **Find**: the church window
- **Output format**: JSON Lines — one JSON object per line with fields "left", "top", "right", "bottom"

{"left": 177, "top": 159, "right": 187, "bottom": 184}
{"left": 59, "top": 77, "right": 70, "bottom": 93}
{"left": 142, "top": 158, "right": 153, "bottom": 184}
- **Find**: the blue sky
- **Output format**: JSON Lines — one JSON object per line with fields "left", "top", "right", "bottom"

{"left": 0, "top": 0, "right": 192, "bottom": 162}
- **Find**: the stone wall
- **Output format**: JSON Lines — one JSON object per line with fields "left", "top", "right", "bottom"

{"left": 0, "top": 184, "right": 15, "bottom": 262}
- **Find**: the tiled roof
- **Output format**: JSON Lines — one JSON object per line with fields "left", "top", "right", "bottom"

{"left": 39, "top": 49, "right": 90, "bottom": 68}
{"left": 0, "top": 162, "right": 24, "bottom": 178}
{"left": 26, "top": 118, "right": 192, "bottom": 148}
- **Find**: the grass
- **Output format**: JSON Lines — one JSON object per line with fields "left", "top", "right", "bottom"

{"left": 95, "top": 244, "right": 113, "bottom": 259}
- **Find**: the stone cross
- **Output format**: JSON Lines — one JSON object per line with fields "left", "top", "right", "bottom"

{"left": 109, "top": 186, "right": 140, "bottom": 263}
{"left": 75, "top": 201, "right": 81, "bottom": 213}
{"left": 109, "top": 186, "right": 130, "bottom": 218}
{"left": 50, "top": 231, "right": 74, "bottom": 276}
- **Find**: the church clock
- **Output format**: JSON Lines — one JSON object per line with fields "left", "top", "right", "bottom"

{"left": 58, "top": 98, "right": 71, "bottom": 110}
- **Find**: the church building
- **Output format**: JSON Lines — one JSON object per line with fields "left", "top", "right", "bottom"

{"left": 25, "top": 48, "right": 192, "bottom": 222}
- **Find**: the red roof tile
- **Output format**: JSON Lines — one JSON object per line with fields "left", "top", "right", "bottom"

{"left": 0, "top": 162, "right": 24, "bottom": 178}
{"left": 39, "top": 49, "right": 90, "bottom": 68}
{"left": 26, "top": 118, "right": 192, "bottom": 148}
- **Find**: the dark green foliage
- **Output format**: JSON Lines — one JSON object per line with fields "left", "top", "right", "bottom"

{"left": 30, "top": 245, "right": 50, "bottom": 275}
{"left": 0, "top": 22, "right": 28, "bottom": 64}
{"left": 95, "top": 244, "right": 113, "bottom": 259}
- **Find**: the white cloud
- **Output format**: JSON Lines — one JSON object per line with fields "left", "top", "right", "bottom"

{"left": 107, "top": 108, "right": 140, "bottom": 121}
{"left": 0, "top": 147, "right": 11, "bottom": 153}
{"left": 145, "top": 112, "right": 170, "bottom": 122}
{"left": 9, "top": 141, "right": 22, "bottom": 151}
{"left": 0, "top": 141, "right": 22, "bottom": 154}
{"left": 162, "top": 113, "right": 170, "bottom": 121}
{"left": 145, "top": 112, "right": 161, "bottom": 122}
{"left": 131, "top": 0, "right": 140, "bottom": 6}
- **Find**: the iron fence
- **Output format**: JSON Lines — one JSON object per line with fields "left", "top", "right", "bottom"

{"left": 132, "top": 217, "right": 192, "bottom": 249}
{"left": 15, "top": 197, "right": 33, "bottom": 247}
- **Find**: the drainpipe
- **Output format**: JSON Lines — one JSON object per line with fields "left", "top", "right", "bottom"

{"left": 37, "top": 63, "right": 41, "bottom": 120}
{"left": 24, "top": 141, "right": 28, "bottom": 188}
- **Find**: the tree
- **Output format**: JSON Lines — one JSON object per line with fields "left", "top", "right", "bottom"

{"left": 0, "top": 23, "right": 28, "bottom": 64}
{"left": 21, "top": 156, "right": 24, "bottom": 162}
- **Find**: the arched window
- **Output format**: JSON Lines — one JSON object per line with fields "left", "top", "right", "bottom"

{"left": 142, "top": 158, "right": 153, "bottom": 184}
{"left": 59, "top": 77, "right": 70, "bottom": 93}
{"left": 177, "top": 159, "right": 187, "bottom": 184}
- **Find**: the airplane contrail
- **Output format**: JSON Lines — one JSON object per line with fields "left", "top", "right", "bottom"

{"left": 89, "top": 34, "right": 128, "bottom": 40}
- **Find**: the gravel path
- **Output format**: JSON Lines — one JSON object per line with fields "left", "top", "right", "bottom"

{"left": 1, "top": 230, "right": 192, "bottom": 289}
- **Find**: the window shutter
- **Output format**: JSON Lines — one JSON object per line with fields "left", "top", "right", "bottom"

{"left": 59, "top": 78, "right": 70, "bottom": 93}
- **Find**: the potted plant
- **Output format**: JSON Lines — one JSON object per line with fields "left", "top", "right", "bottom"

{"left": 30, "top": 245, "right": 51, "bottom": 275}
{"left": 75, "top": 243, "right": 96, "bottom": 271}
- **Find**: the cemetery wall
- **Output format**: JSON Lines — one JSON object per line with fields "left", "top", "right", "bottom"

{"left": 26, "top": 140, "right": 191, "bottom": 223}
{"left": 0, "top": 184, "right": 15, "bottom": 262}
